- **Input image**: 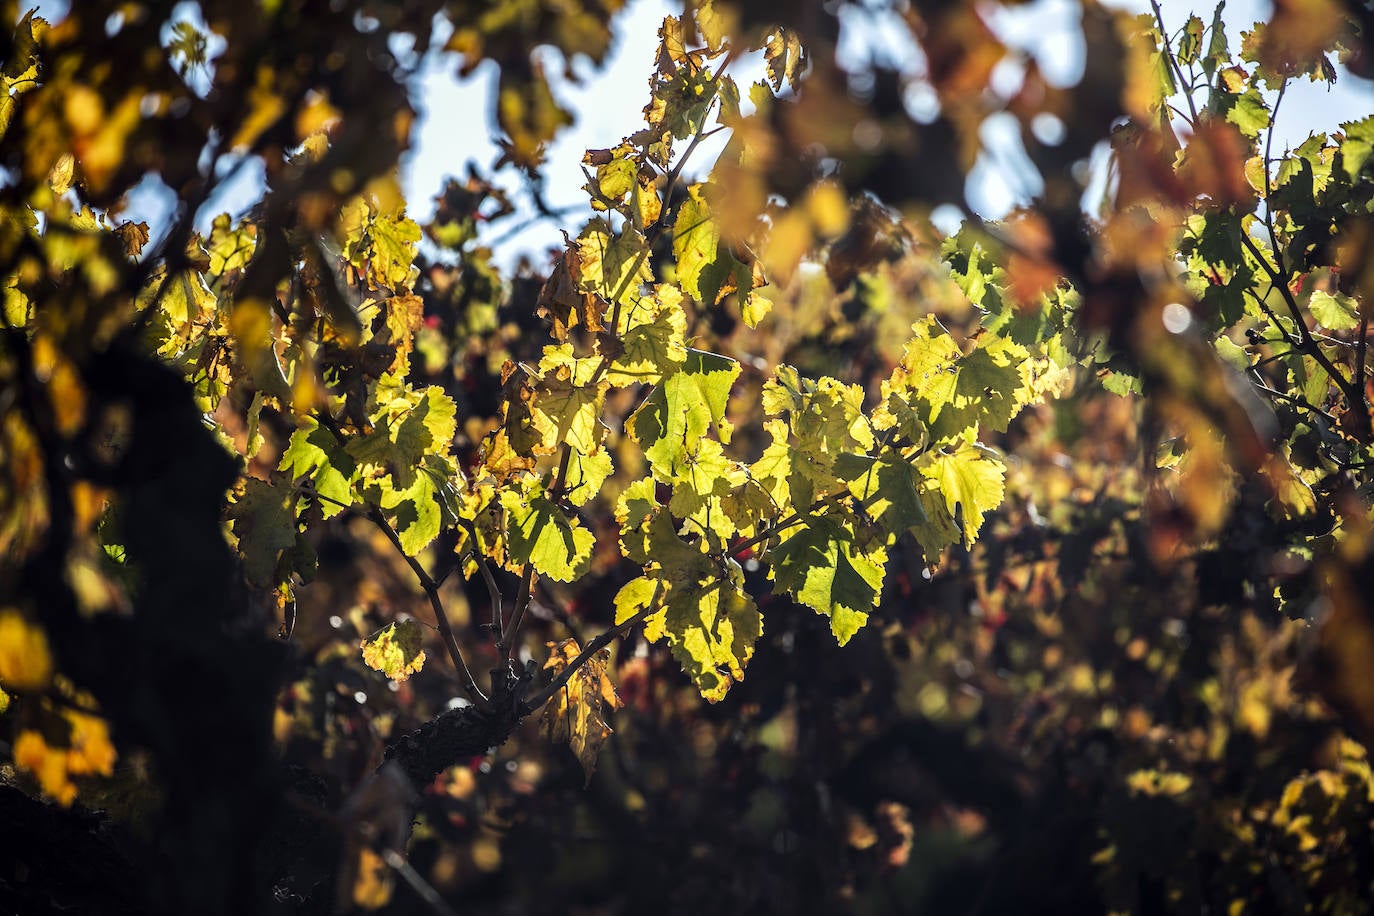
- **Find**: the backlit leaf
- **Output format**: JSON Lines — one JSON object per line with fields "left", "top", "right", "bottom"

{"left": 918, "top": 440, "right": 1007, "bottom": 546}
{"left": 361, "top": 619, "right": 427, "bottom": 681}
{"left": 500, "top": 484, "right": 595, "bottom": 582}
{"left": 0, "top": 609, "right": 53, "bottom": 690}
{"left": 629, "top": 348, "right": 740, "bottom": 477}
{"left": 769, "top": 513, "right": 886, "bottom": 645}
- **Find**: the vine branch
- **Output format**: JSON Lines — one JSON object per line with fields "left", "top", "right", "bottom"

{"left": 367, "top": 506, "right": 488, "bottom": 707}
{"left": 524, "top": 606, "right": 654, "bottom": 712}
{"left": 1150, "top": 0, "right": 1199, "bottom": 126}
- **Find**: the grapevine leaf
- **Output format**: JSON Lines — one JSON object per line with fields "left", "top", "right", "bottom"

{"left": 768, "top": 513, "right": 886, "bottom": 645}
{"left": 564, "top": 447, "right": 614, "bottom": 507}
{"left": 377, "top": 466, "right": 442, "bottom": 555}
{"left": 1339, "top": 115, "right": 1374, "bottom": 180}
{"left": 918, "top": 441, "right": 1007, "bottom": 546}
{"left": 668, "top": 437, "right": 760, "bottom": 546}
{"left": 530, "top": 345, "right": 607, "bottom": 453}
{"left": 835, "top": 453, "right": 928, "bottom": 542}
{"left": 617, "top": 482, "right": 714, "bottom": 573}
{"left": 577, "top": 218, "right": 651, "bottom": 304}
{"left": 207, "top": 213, "right": 257, "bottom": 277}
{"left": 500, "top": 486, "right": 595, "bottom": 582}
{"left": 227, "top": 477, "right": 298, "bottom": 587}
{"left": 629, "top": 348, "right": 740, "bottom": 477}
{"left": 673, "top": 183, "right": 724, "bottom": 302}
{"left": 279, "top": 418, "right": 357, "bottom": 518}
{"left": 1309, "top": 290, "right": 1361, "bottom": 332}
{"left": 347, "top": 386, "right": 457, "bottom": 490}
{"left": 887, "top": 318, "right": 1029, "bottom": 440}
{"left": 662, "top": 568, "right": 762, "bottom": 702}
{"left": 369, "top": 212, "right": 421, "bottom": 288}
{"left": 360, "top": 619, "right": 427, "bottom": 681}
{"left": 1223, "top": 88, "right": 1270, "bottom": 139}
{"left": 542, "top": 638, "right": 622, "bottom": 784}
{"left": 605, "top": 285, "right": 688, "bottom": 386}
{"left": 763, "top": 366, "right": 875, "bottom": 495}
{"left": 614, "top": 575, "right": 663, "bottom": 626}
{"left": 751, "top": 419, "right": 802, "bottom": 512}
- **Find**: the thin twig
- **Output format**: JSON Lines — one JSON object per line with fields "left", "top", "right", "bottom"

{"left": 1239, "top": 232, "right": 1353, "bottom": 398}
{"left": 380, "top": 849, "right": 464, "bottom": 916}
{"left": 726, "top": 492, "right": 848, "bottom": 560}
{"left": 1263, "top": 79, "right": 1288, "bottom": 204}
{"left": 367, "top": 506, "right": 488, "bottom": 707}
{"left": 1150, "top": 0, "right": 1199, "bottom": 125}
{"left": 1250, "top": 377, "right": 1339, "bottom": 425}
{"left": 460, "top": 519, "right": 505, "bottom": 639}
{"left": 1358, "top": 317, "right": 1369, "bottom": 397}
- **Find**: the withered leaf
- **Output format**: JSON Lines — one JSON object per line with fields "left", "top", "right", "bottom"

{"left": 541, "top": 638, "right": 622, "bottom": 785}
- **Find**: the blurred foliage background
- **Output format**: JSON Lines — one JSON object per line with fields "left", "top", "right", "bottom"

{"left": 1, "top": 0, "right": 1373, "bottom": 914}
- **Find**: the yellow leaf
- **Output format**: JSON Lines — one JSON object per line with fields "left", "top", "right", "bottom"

{"left": 0, "top": 609, "right": 53, "bottom": 690}
{"left": 48, "top": 153, "right": 74, "bottom": 195}
{"left": 14, "top": 730, "right": 76, "bottom": 806}
{"left": 64, "top": 707, "right": 117, "bottom": 778}
{"left": 232, "top": 67, "right": 287, "bottom": 150}
{"left": 805, "top": 180, "right": 850, "bottom": 238}
{"left": 360, "top": 619, "right": 428, "bottom": 681}
{"left": 351, "top": 847, "right": 393, "bottom": 909}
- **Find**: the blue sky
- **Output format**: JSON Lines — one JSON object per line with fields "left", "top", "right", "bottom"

{"left": 30, "top": 0, "right": 1374, "bottom": 252}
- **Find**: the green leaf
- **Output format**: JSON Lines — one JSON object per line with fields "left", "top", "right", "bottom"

{"left": 835, "top": 453, "right": 928, "bottom": 542}
{"left": 530, "top": 345, "right": 608, "bottom": 453}
{"left": 1203, "top": 1, "right": 1229, "bottom": 79}
{"left": 1339, "top": 115, "right": 1374, "bottom": 180}
{"left": 918, "top": 441, "right": 1007, "bottom": 546}
{"left": 500, "top": 485, "right": 595, "bottom": 582}
{"left": 615, "top": 479, "right": 715, "bottom": 574}
{"left": 667, "top": 437, "right": 770, "bottom": 547}
{"left": 768, "top": 513, "right": 886, "bottom": 645}
{"left": 605, "top": 285, "right": 688, "bottom": 386}
{"left": 279, "top": 418, "right": 357, "bottom": 518}
{"left": 629, "top": 348, "right": 740, "bottom": 477}
{"left": 674, "top": 183, "right": 723, "bottom": 302}
{"left": 1178, "top": 15, "right": 1205, "bottom": 65}
{"left": 370, "top": 213, "right": 421, "bottom": 288}
{"left": 661, "top": 569, "right": 762, "bottom": 702}
{"left": 594, "top": 156, "right": 636, "bottom": 206}
{"left": 1308, "top": 290, "right": 1361, "bottom": 332}
{"left": 227, "top": 477, "right": 298, "bottom": 587}
{"left": 577, "top": 218, "right": 651, "bottom": 304}
{"left": 886, "top": 318, "right": 1030, "bottom": 441}
{"left": 1224, "top": 88, "right": 1270, "bottom": 139}
{"left": 614, "top": 575, "right": 663, "bottom": 625}
{"left": 763, "top": 366, "right": 875, "bottom": 497}
{"left": 620, "top": 564, "right": 762, "bottom": 702}
{"left": 750, "top": 419, "right": 802, "bottom": 512}
{"left": 347, "top": 386, "right": 457, "bottom": 490}
{"left": 360, "top": 619, "right": 427, "bottom": 681}
{"left": 378, "top": 465, "right": 442, "bottom": 555}
{"left": 564, "top": 447, "right": 614, "bottom": 508}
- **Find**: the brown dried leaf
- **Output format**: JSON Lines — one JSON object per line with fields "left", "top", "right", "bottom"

{"left": 541, "top": 638, "right": 622, "bottom": 785}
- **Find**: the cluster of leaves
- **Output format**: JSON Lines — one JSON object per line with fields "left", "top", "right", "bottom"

{"left": 2, "top": 0, "right": 1374, "bottom": 914}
